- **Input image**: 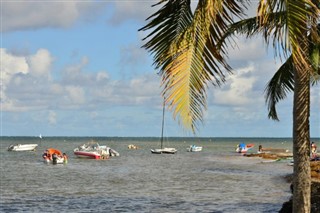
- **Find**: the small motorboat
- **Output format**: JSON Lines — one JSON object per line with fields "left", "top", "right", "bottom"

{"left": 187, "top": 145, "right": 202, "bottom": 152}
{"left": 74, "top": 141, "right": 119, "bottom": 159}
{"left": 8, "top": 144, "right": 38, "bottom": 151}
{"left": 128, "top": 144, "right": 139, "bottom": 149}
{"left": 236, "top": 143, "right": 254, "bottom": 153}
{"left": 42, "top": 148, "right": 67, "bottom": 164}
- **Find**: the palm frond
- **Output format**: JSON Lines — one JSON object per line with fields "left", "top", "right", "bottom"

{"left": 162, "top": 0, "right": 247, "bottom": 133}
{"left": 140, "top": 0, "right": 247, "bottom": 133}
{"left": 310, "top": 23, "right": 320, "bottom": 84}
{"left": 138, "top": 0, "right": 193, "bottom": 69}
{"left": 258, "top": 0, "right": 319, "bottom": 73}
{"left": 265, "top": 56, "right": 294, "bottom": 120}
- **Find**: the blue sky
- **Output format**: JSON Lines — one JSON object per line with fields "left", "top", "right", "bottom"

{"left": 1, "top": 1, "right": 319, "bottom": 137}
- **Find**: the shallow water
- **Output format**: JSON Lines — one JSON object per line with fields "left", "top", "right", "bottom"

{"left": 0, "top": 137, "right": 301, "bottom": 212}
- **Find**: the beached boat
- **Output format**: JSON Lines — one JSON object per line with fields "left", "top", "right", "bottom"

{"left": 74, "top": 141, "right": 119, "bottom": 159}
{"left": 151, "top": 101, "right": 177, "bottom": 154}
{"left": 42, "top": 148, "right": 66, "bottom": 164}
{"left": 128, "top": 144, "right": 139, "bottom": 149}
{"left": 7, "top": 144, "right": 38, "bottom": 151}
{"left": 187, "top": 145, "right": 203, "bottom": 152}
{"left": 236, "top": 143, "right": 254, "bottom": 153}
{"left": 257, "top": 145, "right": 289, "bottom": 153}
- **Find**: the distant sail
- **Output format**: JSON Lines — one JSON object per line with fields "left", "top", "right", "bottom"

{"left": 39, "top": 134, "right": 42, "bottom": 139}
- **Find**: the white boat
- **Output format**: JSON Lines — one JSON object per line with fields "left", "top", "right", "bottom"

{"left": 236, "top": 143, "right": 254, "bottom": 153}
{"left": 74, "top": 141, "right": 119, "bottom": 159}
{"left": 187, "top": 145, "right": 202, "bottom": 152}
{"left": 151, "top": 100, "right": 177, "bottom": 155}
{"left": 151, "top": 147, "right": 177, "bottom": 154}
{"left": 44, "top": 156, "right": 65, "bottom": 164}
{"left": 7, "top": 144, "right": 38, "bottom": 151}
{"left": 128, "top": 144, "right": 139, "bottom": 149}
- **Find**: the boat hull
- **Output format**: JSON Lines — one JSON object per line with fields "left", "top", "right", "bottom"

{"left": 74, "top": 151, "right": 101, "bottom": 159}
{"left": 151, "top": 148, "right": 177, "bottom": 154}
{"left": 44, "top": 157, "right": 65, "bottom": 164}
{"left": 8, "top": 144, "right": 38, "bottom": 151}
{"left": 258, "top": 148, "right": 289, "bottom": 153}
{"left": 187, "top": 146, "right": 203, "bottom": 152}
{"left": 236, "top": 143, "right": 254, "bottom": 153}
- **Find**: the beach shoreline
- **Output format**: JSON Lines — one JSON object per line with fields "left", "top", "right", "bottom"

{"left": 279, "top": 161, "right": 320, "bottom": 213}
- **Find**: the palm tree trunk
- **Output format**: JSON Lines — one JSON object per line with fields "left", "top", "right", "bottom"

{"left": 292, "top": 66, "right": 311, "bottom": 212}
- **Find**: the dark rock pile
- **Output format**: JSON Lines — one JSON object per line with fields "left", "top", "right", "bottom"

{"left": 279, "top": 161, "right": 320, "bottom": 213}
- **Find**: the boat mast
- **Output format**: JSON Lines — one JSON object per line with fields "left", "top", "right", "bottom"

{"left": 160, "top": 100, "right": 165, "bottom": 149}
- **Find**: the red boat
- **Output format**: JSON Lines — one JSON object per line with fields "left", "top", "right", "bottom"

{"left": 73, "top": 150, "right": 104, "bottom": 159}
{"left": 73, "top": 141, "right": 119, "bottom": 159}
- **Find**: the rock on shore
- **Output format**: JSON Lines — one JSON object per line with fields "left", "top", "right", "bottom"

{"left": 279, "top": 161, "right": 320, "bottom": 213}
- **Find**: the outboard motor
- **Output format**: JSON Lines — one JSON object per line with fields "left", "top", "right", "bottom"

{"left": 52, "top": 153, "right": 57, "bottom": 165}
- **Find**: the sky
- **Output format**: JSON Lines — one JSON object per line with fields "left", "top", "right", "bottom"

{"left": 1, "top": 0, "right": 319, "bottom": 138}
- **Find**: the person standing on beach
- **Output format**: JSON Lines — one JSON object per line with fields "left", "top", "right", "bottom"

{"left": 311, "top": 142, "right": 317, "bottom": 159}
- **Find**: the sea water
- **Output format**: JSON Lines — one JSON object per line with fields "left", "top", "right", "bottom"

{"left": 1, "top": 137, "right": 318, "bottom": 213}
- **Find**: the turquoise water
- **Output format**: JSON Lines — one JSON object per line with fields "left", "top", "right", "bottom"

{"left": 1, "top": 137, "right": 318, "bottom": 212}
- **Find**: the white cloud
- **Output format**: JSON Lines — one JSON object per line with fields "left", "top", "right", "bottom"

{"left": 108, "top": 1, "right": 159, "bottom": 26}
{"left": 227, "top": 36, "right": 267, "bottom": 61}
{"left": 65, "top": 86, "right": 86, "bottom": 105}
{"left": 1, "top": 1, "right": 105, "bottom": 32}
{"left": 96, "top": 72, "right": 109, "bottom": 82}
{"left": 1, "top": 49, "right": 29, "bottom": 82}
{"left": 212, "top": 63, "right": 260, "bottom": 106}
{"left": 27, "top": 49, "right": 53, "bottom": 78}
{"left": 1, "top": 48, "right": 161, "bottom": 112}
{"left": 1, "top": 48, "right": 54, "bottom": 111}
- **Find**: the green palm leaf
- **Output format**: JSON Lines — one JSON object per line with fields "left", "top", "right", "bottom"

{"left": 257, "top": 0, "right": 318, "bottom": 73}
{"left": 139, "top": 0, "right": 193, "bottom": 69}
{"left": 140, "top": 0, "right": 247, "bottom": 133}
{"left": 264, "top": 56, "right": 294, "bottom": 120}
{"left": 221, "top": 5, "right": 319, "bottom": 122}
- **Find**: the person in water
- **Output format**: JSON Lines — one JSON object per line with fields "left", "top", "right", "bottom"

{"left": 63, "top": 153, "right": 68, "bottom": 164}
{"left": 42, "top": 150, "right": 52, "bottom": 161}
{"left": 52, "top": 153, "right": 58, "bottom": 165}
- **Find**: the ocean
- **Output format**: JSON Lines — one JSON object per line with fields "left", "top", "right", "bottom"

{"left": 1, "top": 137, "right": 318, "bottom": 213}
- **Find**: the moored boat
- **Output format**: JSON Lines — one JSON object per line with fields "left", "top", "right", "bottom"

{"left": 257, "top": 145, "right": 289, "bottom": 153}
{"left": 74, "top": 141, "right": 119, "bottom": 159}
{"left": 151, "top": 147, "right": 177, "bottom": 154}
{"left": 151, "top": 100, "right": 177, "bottom": 155}
{"left": 187, "top": 145, "right": 202, "bottom": 152}
{"left": 128, "top": 144, "right": 139, "bottom": 149}
{"left": 42, "top": 148, "right": 67, "bottom": 164}
{"left": 236, "top": 143, "right": 254, "bottom": 153}
{"left": 8, "top": 144, "right": 38, "bottom": 151}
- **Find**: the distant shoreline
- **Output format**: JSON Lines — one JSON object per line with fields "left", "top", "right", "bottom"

{"left": 1, "top": 136, "right": 319, "bottom": 140}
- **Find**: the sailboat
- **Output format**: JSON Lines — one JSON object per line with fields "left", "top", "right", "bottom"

{"left": 151, "top": 100, "right": 177, "bottom": 154}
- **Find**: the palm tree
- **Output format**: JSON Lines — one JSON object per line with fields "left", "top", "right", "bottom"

{"left": 222, "top": 3, "right": 319, "bottom": 212}
{"left": 140, "top": 0, "right": 319, "bottom": 212}
{"left": 264, "top": 25, "right": 319, "bottom": 212}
